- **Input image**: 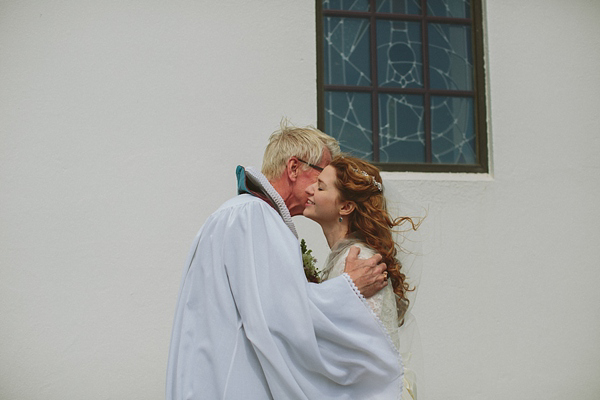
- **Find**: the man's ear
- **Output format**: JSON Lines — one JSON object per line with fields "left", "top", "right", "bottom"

{"left": 339, "top": 201, "right": 356, "bottom": 217}
{"left": 287, "top": 157, "right": 300, "bottom": 182}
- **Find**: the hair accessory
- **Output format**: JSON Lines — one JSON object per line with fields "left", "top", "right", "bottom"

{"left": 353, "top": 168, "right": 383, "bottom": 192}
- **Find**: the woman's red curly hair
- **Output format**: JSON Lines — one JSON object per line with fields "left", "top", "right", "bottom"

{"left": 330, "top": 155, "right": 418, "bottom": 305}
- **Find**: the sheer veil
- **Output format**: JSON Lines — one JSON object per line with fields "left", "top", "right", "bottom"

{"left": 387, "top": 185, "right": 426, "bottom": 400}
{"left": 322, "top": 184, "right": 426, "bottom": 398}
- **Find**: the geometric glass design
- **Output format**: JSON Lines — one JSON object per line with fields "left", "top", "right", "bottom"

{"left": 431, "top": 96, "right": 475, "bottom": 163}
{"left": 324, "top": 17, "right": 371, "bottom": 86}
{"left": 323, "top": 0, "right": 370, "bottom": 11}
{"left": 376, "top": 0, "right": 421, "bottom": 15}
{"left": 379, "top": 94, "right": 425, "bottom": 162}
{"left": 428, "top": 23, "right": 473, "bottom": 90}
{"left": 427, "top": 0, "right": 470, "bottom": 18}
{"left": 325, "top": 91, "right": 373, "bottom": 160}
{"left": 319, "top": 0, "right": 487, "bottom": 171}
{"left": 377, "top": 20, "right": 423, "bottom": 88}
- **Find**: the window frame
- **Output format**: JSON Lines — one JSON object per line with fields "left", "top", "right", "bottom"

{"left": 316, "top": 0, "right": 488, "bottom": 173}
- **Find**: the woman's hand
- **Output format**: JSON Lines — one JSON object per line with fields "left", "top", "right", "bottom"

{"left": 343, "top": 246, "right": 388, "bottom": 298}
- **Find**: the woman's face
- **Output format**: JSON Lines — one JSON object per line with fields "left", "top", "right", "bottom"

{"left": 303, "top": 165, "right": 343, "bottom": 225}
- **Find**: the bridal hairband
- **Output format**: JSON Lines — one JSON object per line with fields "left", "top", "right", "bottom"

{"left": 353, "top": 168, "right": 383, "bottom": 192}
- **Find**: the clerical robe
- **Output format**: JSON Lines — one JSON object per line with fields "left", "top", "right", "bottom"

{"left": 165, "top": 167, "right": 402, "bottom": 399}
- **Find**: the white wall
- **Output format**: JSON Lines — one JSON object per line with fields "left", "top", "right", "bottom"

{"left": 1, "top": 1, "right": 599, "bottom": 399}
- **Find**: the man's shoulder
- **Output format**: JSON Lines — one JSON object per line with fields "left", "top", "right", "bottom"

{"left": 212, "top": 194, "right": 280, "bottom": 221}
{"left": 204, "top": 194, "right": 297, "bottom": 247}
{"left": 218, "top": 193, "right": 263, "bottom": 210}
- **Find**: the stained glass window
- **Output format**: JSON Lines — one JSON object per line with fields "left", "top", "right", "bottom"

{"left": 318, "top": 0, "right": 488, "bottom": 172}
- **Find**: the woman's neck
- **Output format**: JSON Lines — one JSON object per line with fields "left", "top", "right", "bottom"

{"left": 322, "top": 221, "right": 349, "bottom": 249}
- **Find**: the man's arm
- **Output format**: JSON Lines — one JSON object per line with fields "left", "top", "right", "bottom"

{"left": 221, "top": 199, "right": 401, "bottom": 398}
{"left": 343, "top": 246, "right": 388, "bottom": 298}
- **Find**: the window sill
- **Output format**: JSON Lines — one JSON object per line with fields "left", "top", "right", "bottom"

{"left": 380, "top": 171, "right": 493, "bottom": 182}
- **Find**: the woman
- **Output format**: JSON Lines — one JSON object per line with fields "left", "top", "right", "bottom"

{"left": 304, "top": 155, "right": 419, "bottom": 400}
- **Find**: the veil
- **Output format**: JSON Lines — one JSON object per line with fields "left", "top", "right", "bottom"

{"left": 386, "top": 185, "right": 426, "bottom": 400}
{"left": 316, "top": 176, "right": 427, "bottom": 399}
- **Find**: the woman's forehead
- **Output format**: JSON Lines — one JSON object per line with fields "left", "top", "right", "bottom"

{"left": 318, "top": 165, "right": 337, "bottom": 183}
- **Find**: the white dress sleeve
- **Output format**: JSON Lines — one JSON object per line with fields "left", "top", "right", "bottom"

{"left": 321, "top": 241, "right": 417, "bottom": 399}
{"left": 323, "top": 243, "right": 401, "bottom": 351}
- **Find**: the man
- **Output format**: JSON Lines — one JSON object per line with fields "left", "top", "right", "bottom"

{"left": 166, "top": 124, "right": 402, "bottom": 399}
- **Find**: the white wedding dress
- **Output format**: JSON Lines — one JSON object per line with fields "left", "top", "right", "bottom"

{"left": 321, "top": 238, "right": 418, "bottom": 400}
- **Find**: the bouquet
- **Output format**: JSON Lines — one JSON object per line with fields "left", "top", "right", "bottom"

{"left": 301, "top": 239, "right": 320, "bottom": 283}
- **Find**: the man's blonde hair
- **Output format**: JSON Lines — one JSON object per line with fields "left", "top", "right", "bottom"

{"left": 261, "top": 121, "right": 340, "bottom": 180}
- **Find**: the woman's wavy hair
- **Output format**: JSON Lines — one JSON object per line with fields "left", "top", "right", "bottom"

{"left": 330, "top": 155, "right": 418, "bottom": 305}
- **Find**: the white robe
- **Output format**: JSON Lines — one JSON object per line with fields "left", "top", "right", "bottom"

{"left": 166, "top": 168, "right": 402, "bottom": 399}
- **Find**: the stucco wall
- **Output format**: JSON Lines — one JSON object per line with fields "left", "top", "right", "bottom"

{"left": 1, "top": 1, "right": 599, "bottom": 399}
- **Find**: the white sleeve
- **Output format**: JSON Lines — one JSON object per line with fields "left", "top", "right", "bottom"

{"left": 222, "top": 200, "right": 402, "bottom": 399}
{"left": 327, "top": 245, "right": 385, "bottom": 319}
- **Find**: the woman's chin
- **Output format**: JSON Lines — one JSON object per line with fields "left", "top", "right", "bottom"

{"left": 303, "top": 208, "right": 318, "bottom": 222}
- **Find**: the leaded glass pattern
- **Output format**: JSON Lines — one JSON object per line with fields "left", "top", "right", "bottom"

{"left": 376, "top": 0, "right": 421, "bottom": 15}
{"left": 377, "top": 20, "right": 423, "bottom": 88}
{"left": 324, "top": 17, "right": 371, "bottom": 86}
{"left": 325, "top": 92, "right": 373, "bottom": 159}
{"left": 431, "top": 96, "right": 475, "bottom": 163}
{"left": 379, "top": 94, "right": 425, "bottom": 162}
{"left": 428, "top": 23, "right": 473, "bottom": 90}
{"left": 323, "top": 0, "right": 370, "bottom": 11}
{"left": 427, "top": 0, "right": 470, "bottom": 18}
{"left": 319, "top": 0, "right": 487, "bottom": 171}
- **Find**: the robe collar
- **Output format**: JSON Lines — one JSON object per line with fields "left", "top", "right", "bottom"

{"left": 236, "top": 165, "right": 298, "bottom": 238}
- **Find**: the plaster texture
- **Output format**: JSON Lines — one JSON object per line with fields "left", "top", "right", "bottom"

{"left": 1, "top": 1, "right": 599, "bottom": 399}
